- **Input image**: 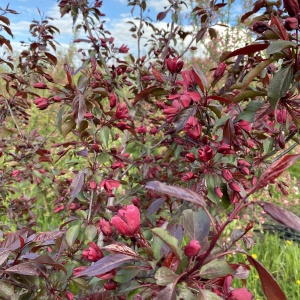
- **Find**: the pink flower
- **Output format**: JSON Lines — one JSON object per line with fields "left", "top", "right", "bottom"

{"left": 228, "top": 288, "right": 252, "bottom": 300}
{"left": 89, "top": 180, "right": 97, "bottom": 189}
{"left": 185, "top": 153, "right": 196, "bottom": 162}
{"left": 184, "top": 240, "right": 201, "bottom": 257}
{"left": 136, "top": 126, "right": 147, "bottom": 134}
{"left": 12, "top": 170, "right": 21, "bottom": 177}
{"left": 66, "top": 292, "right": 75, "bottom": 300}
{"left": 285, "top": 17, "right": 299, "bottom": 30}
{"left": 99, "top": 179, "right": 120, "bottom": 193}
{"left": 54, "top": 205, "right": 64, "bottom": 213}
{"left": 111, "top": 205, "right": 140, "bottom": 236}
{"left": 236, "top": 120, "right": 251, "bottom": 132}
{"left": 115, "top": 103, "right": 128, "bottom": 119}
{"left": 111, "top": 161, "right": 125, "bottom": 169}
{"left": 82, "top": 242, "right": 103, "bottom": 262}
{"left": 119, "top": 44, "right": 129, "bottom": 53}
{"left": 99, "top": 219, "right": 112, "bottom": 236}
{"left": 184, "top": 116, "right": 202, "bottom": 140}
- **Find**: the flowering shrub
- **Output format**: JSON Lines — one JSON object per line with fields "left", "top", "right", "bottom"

{"left": 1, "top": 0, "right": 300, "bottom": 299}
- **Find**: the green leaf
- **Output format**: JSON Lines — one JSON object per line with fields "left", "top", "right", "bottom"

{"left": 182, "top": 209, "right": 210, "bottom": 242}
{"left": 199, "top": 259, "right": 235, "bottom": 279}
{"left": 240, "top": 59, "right": 274, "bottom": 92}
{"left": 268, "top": 64, "right": 293, "bottom": 109}
{"left": 85, "top": 224, "right": 97, "bottom": 242}
{"left": 238, "top": 100, "right": 264, "bottom": 122}
{"left": 155, "top": 267, "right": 178, "bottom": 286}
{"left": 115, "top": 267, "right": 139, "bottom": 283}
{"left": 233, "top": 90, "right": 266, "bottom": 103}
{"left": 99, "top": 126, "right": 110, "bottom": 148}
{"left": 198, "top": 289, "right": 223, "bottom": 300}
{"left": 151, "top": 228, "right": 183, "bottom": 261}
{"left": 266, "top": 40, "right": 297, "bottom": 55}
{"left": 61, "top": 116, "right": 76, "bottom": 137}
{"left": 66, "top": 224, "right": 81, "bottom": 246}
{"left": 152, "top": 234, "right": 165, "bottom": 261}
{"left": 0, "top": 281, "right": 14, "bottom": 299}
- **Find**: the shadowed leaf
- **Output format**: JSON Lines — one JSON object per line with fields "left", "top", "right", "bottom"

{"left": 33, "top": 255, "right": 67, "bottom": 274}
{"left": 173, "top": 106, "right": 196, "bottom": 133}
{"left": 257, "top": 202, "right": 300, "bottom": 231}
{"left": 155, "top": 282, "right": 177, "bottom": 300}
{"left": 155, "top": 267, "right": 178, "bottom": 286}
{"left": 70, "top": 171, "right": 85, "bottom": 198}
{"left": 200, "top": 259, "right": 235, "bottom": 279}
{"left": 6, "top": 262, "right": 40, "bottom": 276}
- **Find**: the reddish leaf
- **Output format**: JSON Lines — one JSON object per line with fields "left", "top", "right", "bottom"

{"left": 0, "top": 248, "right": 11, "bottom": 266}
{"left": 103, "top": 244, "right": 141, "bottom": 259}
{"left": 133, "top": 86, "right": 167, "bottom": 105}
{"left": 196, "top": 27, "right": 207, "bottom": 43}
{"left": 157, "top": 10, "right": 169, "bottom": 21}
{"left": 155, "top": 282, "right": 177, "bottom": 300}
{"left": 257, "top": 202, "right": 300, "bottom": 231}
{"left": 152, "top": 66, "right": 164, "bottom": 83}
{"left": 76, "top": 254, "right": 137, "bottom": 277}
{"left": 6, "top": 262, "right": 40, "bottom": 276}
{"left": 173, "top": 106, "right": 197, "bottom": 133}
{"left": 70, "top": 171, "right": 85, "bottom": 198}
{"left": 32, "top": 231, "right": 64, "bottom": 243}
{"left": 241, "top": 0, "right": 266, "bottom": 23}
{"left": 33, "top": 255, "right": 67, "bottom": 274}
{"left": 73, "top": 93, "right": 86, "bottom": 125}
{"left": 247, "top": 255, "right": 286, "bottom": 300}
{"left": 45, "top": 52, "right": 57, "bottom": 65}
{"left": 145, "top": 181, "right": 206, "bottom": 208}
{"left": 192, "top": 66, "right": 206, "bottom": 93}
{"left": 207, "top": 95, "right": 232, "bottom": 104}
{"left": 221, "top": 43, "right": 269, "bottom": 61}
{"left": 0, "top": 16, "right": 10, "bottom": 25}
{"left": 270, "top": 15, "right": 289, "bottom": 41}
{"left": 222, "top": 119, "right": 235, "bottom": 145}
{"left": 250, "top": 154, "right": 300, "bottom": 194}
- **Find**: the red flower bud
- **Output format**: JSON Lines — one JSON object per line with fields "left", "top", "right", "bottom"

{"left": 66, "top": 292, "right": 75, "bottom": 300}
{"left": 221, "top": 169, "right": 233, "bottom": 182}
{"left": 213, "top": 62, "right": 226, "bottom": 79}
{"left": 33, "top": 82, "right": 48, "bottom": 89}
{"left": 99, "top": 219, "right": 112, "bottom": 236}
{"left": 229, "top": 181, "right": 241, "bottom": 192}
{"left": 198, "top": 149, "right": 208, "bottom": 162}
{"left": 109, "top": 93, "right": 117, "bottom": 108}
{"left": 184, "top": 240, "right": 201, "bottom": 257}
{"left": 278, "top": 132, "right": 286, "bottom": 149}
{"left": 185, "top": 153, "right": 196, "bottom": 162}
{"left": 131, "top": 197, "right": 140, "bottom": 206}
{"left": 228, "top": 288, "right": 252, "bottom": 300}
{"left": 115, "top": 103, "right": 128, "bottom": 119}
{"left": 96, "top": 269, "right": 116, "bottom": 280}
{"left": 236, "top": 120, "right": 251, "bottom": 132}
{"left": 92, "top": 143, "right": 100, "bottom": 152}
{"left": 214, "top": 186, "right": 223, "bottom": 198}
{"left": 184, "top": 116, "right": 202, "bottom": 140}
{"left": 166, "top": 57, "right": 184, "bottom": 74}
{"left": 111, "top": 205, "right": 140, "bottom": 236}
{"left": 204, "top": 145, "right": 214, "bottom": 160}
{"left": 104, "top": 280, "right": 117, "bottom": 290}
{"left": 89, "top": 180, "right": 97, "bottom": 189}
{"left": 53, "top": 95, "right": 61, "bottom": 102}
{"left": 284, "top": 17, "right": 299, "bottom": 30}
{"left": 182, "top": 172, "right": 198, "bottom": 181}
{"left": 73, "top": 266, "right": 87, "bottom": 277}
{"left": 34, "top": 97, "right": 49, "bottom": 110}
{"left": 84, "top": 112, "right": 94, "bottom": 119}
{"left": 217, "top": 144, "right": 235, "bottom": 154}
{"left": 12, "top": 170, "right": 21, "bottom": 177}
{"left": 82, "top": 242, "right": 104, "bottom": 262}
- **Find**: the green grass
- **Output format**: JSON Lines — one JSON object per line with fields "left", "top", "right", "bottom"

{"left": 231, "top": 233, "right": 300, "bottom": 300}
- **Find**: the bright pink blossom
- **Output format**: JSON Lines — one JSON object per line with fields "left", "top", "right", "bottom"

{"left": 184, "top": 240, "right": 201, "bottom": 257}
{"left": 228, "top": 288, "right": 252, "bottom": 300}
{"left": 115, "top": 103, "right": 128, "bottom": 119}
{"left": 99, "top": 179, "right": 120, "bottom": 193}
{"left": 111, "top": 205, "right": 140, "bottom": 236}
{"left": 184, "top": 116, "right": 202, "bottom": 140}
{"left": 82, "top": 242, "right": 103, "bottom": 262}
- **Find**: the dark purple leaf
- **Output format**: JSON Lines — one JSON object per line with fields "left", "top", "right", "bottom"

{"left": 247, "top": 255, "right": 286, "bottom": 300}
{"left": 173, "top": 106, "right": 197, "bottom": 133}
{"left": 76, "top": 254, "right": 137, "bottom": 277}
{"left": 221, "top": 43, "right": 269, "bottom": 61}
{"left": 133, "top": 86, "right": 167, "bottom": 105}
{"left": 33, "top": 255, "right": 67, "bottom": 274}
{"left": 0, "top": 248, "right": 11, "bottom": 266}
{"left": 155, "top": 282, "right": 177, "bottom": 300}
{"left": 70, "top": 171, "right": 85, "bottom": 198}
{"left": 192, "top": 66, "right": 207, "bottom": 93}
{"left": 6, "top": 262, "right": 40, "bottom": 276}
{"left": 145, "top": 181, "right": 206, "bottom": 208}
{"left": 45, "top": 52, "right": 57, "bottom": 65}
{"left": 73, "top": 93, "right": 86, "bottom": 125}
{"left": 196, "top": 27, "right": 207, "bottom": 43}
{"left": 157, "top": 10, "right": 169, "bottom": 21}
{"left": 222, "top": 119, "right": 235, "bottom": 145}
{"left": 31, "top": 231, "right": 64, "bottom": 243}
{"left": 250, "top": 154, "right": 300, "bottom": 194}
{"left": 147, "top": 198, "right": 166, "bottom": 216}
{"left": 257, "top": 202, "right": 300, "bottom": 231}
{"left": 241, "top": 0, "right": 266, "bottom": 23}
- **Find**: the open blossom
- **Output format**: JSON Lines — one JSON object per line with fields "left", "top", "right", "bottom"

{"left": 184, "top": 240, "right": 201, "bottom": 257}
{"left": 82, "top": 242, "right": 103, "bottom": 262}
{"left": 163, "top": 100, "right": 181, "bottom": 123}
{"left": 115, "top": 103, "right": 128, "bottom": 119}
{"left": 111, "top": 205, "right": 140, "bottom": 236}
{"left": 99, "top": 179, "right": 120, "bottom": 193}
{"left": 184, "top": 116, "right": 202, "bottom": 140}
